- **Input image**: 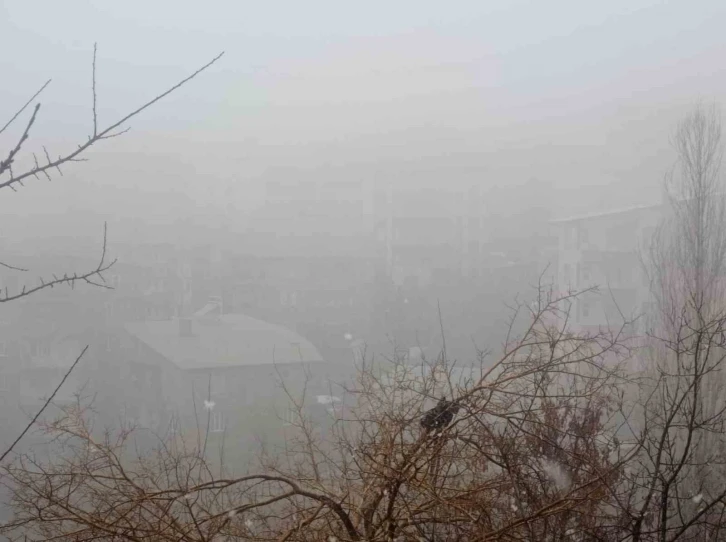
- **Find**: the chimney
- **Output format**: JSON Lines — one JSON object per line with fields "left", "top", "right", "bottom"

{"left": 179, "top": 317, "right": 193, "bottom": 337}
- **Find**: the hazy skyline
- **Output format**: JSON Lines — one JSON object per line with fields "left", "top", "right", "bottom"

{"left": 2, "top": 0, "right": 726, "bottom": 242}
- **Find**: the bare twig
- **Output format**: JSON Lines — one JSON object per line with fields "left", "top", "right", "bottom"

{"left": 0, "top": 222, "right": 116, "bottom": 303}
{"left": 0, "top": 260, "right": 28, "bottom": 272}
{"left": 92, "top": 42, "right": 98, "bottom": 137}
{"left": 0, "top": 51, "right": 224, "bottom": 191}
{"left": 0, "top": 103, "right": 41, "bottom": 178}
{"left": 0, "top": 79, "right": 51, "bottom": 137}
{"left": 0, "top": 346, "right": 88, "bottom": 463}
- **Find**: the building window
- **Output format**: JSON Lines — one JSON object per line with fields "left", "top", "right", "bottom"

{"left": 31, "top": 341, "right": 49, "bottom": 358}
{"left": 578, "top": 227, "right": 589, "bottom": 248}
{"left": 582, "top": 263, "right": 591, "bottom": 283}
{"left": 0, "top": 342, "right": 6, "bottom": 357}
{"left": 169, "top": 415, "right": 180, "bottom": 434}
{"left": 210, "top": 411, "right": 225, "bottom": 433}
{"left": 317, "top": 395, "right": 343, "bottom": 416}
{"left": 281, "top": 406, "right": 297, "bottom": 427}
{"left": 110, "top": 275, "right": 121, "bottom": 289}
{"left": 616, "top": 266, "right": 625, "bottom": 285}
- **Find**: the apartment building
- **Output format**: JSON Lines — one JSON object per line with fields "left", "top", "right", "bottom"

{"left": 550, "top": 203, "right": 664, "bottom": 332}
{"left": 372, "top": 178, "right": 485, "bottom": 285}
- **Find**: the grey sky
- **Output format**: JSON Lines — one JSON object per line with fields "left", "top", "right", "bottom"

{"left": 2, "top": 0, "right": 726, "bottom": 242}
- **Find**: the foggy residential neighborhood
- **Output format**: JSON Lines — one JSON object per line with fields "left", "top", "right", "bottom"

{"left": 2, "top": 1, "right": 726, "bottom": 540}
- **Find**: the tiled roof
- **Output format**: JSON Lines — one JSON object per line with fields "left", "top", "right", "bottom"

{"left": 125, "top": 314, "right": 324, "bottom": 370}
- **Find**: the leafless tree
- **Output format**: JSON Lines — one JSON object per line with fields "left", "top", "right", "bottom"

{"left": 631, "top": 101, "right": 726, "bottom": 540}
{"left": 9, "top": 70, "right": 726, "bottom": 542}
{"left": 0, "top": 45, "right": 223, "bottom": 460}
{"left": 1, "top": 283, "right": 640, "bottom": 541}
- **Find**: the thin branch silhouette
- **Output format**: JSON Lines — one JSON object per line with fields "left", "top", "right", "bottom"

{"left": 0, "top": 346, "right": 88, "bottom": 463}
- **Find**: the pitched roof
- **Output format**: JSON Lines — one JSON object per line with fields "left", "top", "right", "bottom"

{"left": 124, "top": 314, "right": 324, "bottom": 370}
{"left": 549, "top": 202, "right": 663, "bottom": 224}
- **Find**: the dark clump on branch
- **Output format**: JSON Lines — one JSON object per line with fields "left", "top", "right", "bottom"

{"left": 420, "top": 396, "right": 459, "bottom": 432}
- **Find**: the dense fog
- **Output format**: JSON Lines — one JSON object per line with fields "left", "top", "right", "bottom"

{"left": 2, "top": 2, "right": 726, "bottom": 539}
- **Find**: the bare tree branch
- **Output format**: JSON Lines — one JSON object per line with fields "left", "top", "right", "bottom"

{"left": 0, "top": 49, "right": 224, "bottom": 191}
{"left": 0, "top": 78, "right": 51, "bottom": 137}
{"left": 92, "top": 42, "right": 98, "bottom": 137}
{"left": 0, "top": 222, "right": 116, "bottom": 303}
{"left": 0, "top": 345, "right": 88, "bottom": 463}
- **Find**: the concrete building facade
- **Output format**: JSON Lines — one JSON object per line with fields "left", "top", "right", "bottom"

{"left": 550, "top": 203, "right": 664, "bottom": 333}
